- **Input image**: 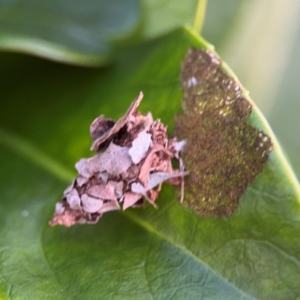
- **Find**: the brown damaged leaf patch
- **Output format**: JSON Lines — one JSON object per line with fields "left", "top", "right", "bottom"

{"left": 174, "top": 48, "right": 272, "bottom": 217}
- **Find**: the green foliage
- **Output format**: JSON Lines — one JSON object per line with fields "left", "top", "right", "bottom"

{"left": 0, "top": 1, "right": 300, "bottom": 299}
{"left": 0, "top": 0, "right": 197, "bottom": 65}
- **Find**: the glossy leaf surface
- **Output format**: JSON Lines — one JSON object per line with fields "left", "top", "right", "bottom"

{"left": 0, "top": 28, "right": 300, "bottom": 299}
{"left": 0, "top": 0, "right": 197, "bottom": 65}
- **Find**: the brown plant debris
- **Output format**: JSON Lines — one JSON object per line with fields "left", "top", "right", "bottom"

{"left": 49, "top": 92, "right": 188, "bottom": 227}
{"left": 174, "top": 48, "right": 273, "bottom": 217}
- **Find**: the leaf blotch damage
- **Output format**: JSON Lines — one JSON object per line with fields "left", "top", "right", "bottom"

{"left": 49, "top": 92, "right": 187, "bottom": 227}
{"left": 175, "top": 48, "right": 272, "bottom": 217}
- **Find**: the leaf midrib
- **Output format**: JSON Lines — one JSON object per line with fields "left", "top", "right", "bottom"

{"left": 0, "top": 128, "right": 256, "bottom": 299}
{"left": 124, "top": 211, "right": 256, "bottom": 299}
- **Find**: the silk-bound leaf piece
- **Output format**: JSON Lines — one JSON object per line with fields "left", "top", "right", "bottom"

{"left": 175, "top": 48, "right": 272, "bottom": 217}
{"left": 50, "top": 92, "right": 187, "bottom": 227}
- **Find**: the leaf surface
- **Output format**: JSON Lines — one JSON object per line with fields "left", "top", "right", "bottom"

{"left": 0, "top": 27, "right": 300, "bottom": 299}
{"left": 0, "top": 0, "right": 197, "bottom": 65}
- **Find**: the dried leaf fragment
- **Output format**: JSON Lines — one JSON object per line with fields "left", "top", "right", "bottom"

{"left": 49, "top": 92, "right": 187, "bottom": 227}
{"left": 90, "top": 92, "right": 144, "bottom": 151}
{"left": 129, "top": 131, "right": 152, "bottom": 164}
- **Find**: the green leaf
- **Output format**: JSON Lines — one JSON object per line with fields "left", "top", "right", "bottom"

{"left": 0, "top": 0, "right": 197, "bottom": 65}
{"left": 1, "top": 27, "right": 300, "bottom": 299}
{"left": 0, "top": 0, "right": 141, "bottom": 65}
